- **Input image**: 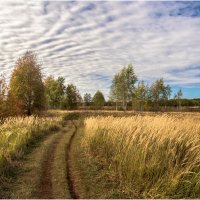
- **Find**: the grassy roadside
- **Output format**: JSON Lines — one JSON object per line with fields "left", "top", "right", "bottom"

{"left": 0, "top": 127, "right": 62, "bottom": 198}
{"left": 70, "top": 125, "right": 121, "bottom": 199}
{"left": 12, "top": 131, "right": 64, "bottom": 198}
{"left": 0, "top": 115, "right": 63, "bottom": 174}
{"left": 0, "top": 112, "right": 76, "bottom": 198}
{"left": 83, "top": 116, "right": 200, "bottom": 198}
{"left": 71, "top": 114, "right": 200, "bottom": 199}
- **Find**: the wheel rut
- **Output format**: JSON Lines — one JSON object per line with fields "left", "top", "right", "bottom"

{"left": 38, "top": 120, "right": 80, "bottom": 199}
{"left": 2, "top": 120, "right": 81, "bottom": 199}
{"left": 66, "top": 120, "right": 80, "bottom": 199}
{"left": 38, "top": 133, "right": 63, "bottom": 199}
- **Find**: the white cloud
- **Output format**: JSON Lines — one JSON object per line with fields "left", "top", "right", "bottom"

{"left": 0, "top": 1, "right": 200, "bottom": 97}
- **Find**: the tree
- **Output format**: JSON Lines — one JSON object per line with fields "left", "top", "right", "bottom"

{"left": 44, "top": 76, "right": 65, "bottom": 109}
{"left": 150, "top": 78, "right": 171, "bottom": 110}
{"left": 132, "top": 81, "right": 149, "bottom": 111}
{"left": 163, "top": 84, "right": 171, "bottom": 109}
{"left": 109, "top": 73, "right": 122, "bottom": 110}
{"left": 0, "top": 75, "right": 7, "bottom": 103}
{"left": 93, "top": 90, "right": 105, "bottom": 109}
{"left": 9, "top": 51, "right": 45, "bottom": 115}
{"left": 57, "top": 77, "right": 66, "bottom": 96}
{"left": 0, "top": 75, "right": 8, "bottom": 119}
{"left": 174, "top": 89, "right": 183, "bottom": 111}
{"left": 110, "top": 64, "right": 137, "bottom": 110}
{"left": 83, "top": 93, "right": 92, "bottom": 107}
{"left": 63, "top": 84, "right": 81, "bottom": 110}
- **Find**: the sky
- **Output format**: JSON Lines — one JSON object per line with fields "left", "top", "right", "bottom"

{"left": 0, "top": 1, "right": 200, "bottom": 99}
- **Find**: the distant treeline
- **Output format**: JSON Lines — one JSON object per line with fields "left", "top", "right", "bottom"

{"left": 104, "top": 98, "right": 200, "bottom": 111}
{"left": 0, "top": 51, "right": 199, "bottom": 118}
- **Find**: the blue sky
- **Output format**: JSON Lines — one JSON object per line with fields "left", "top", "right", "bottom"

{"left": 0, "top": 1, "right": 200, "bottom": 99}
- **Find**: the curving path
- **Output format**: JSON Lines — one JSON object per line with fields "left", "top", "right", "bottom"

{"left": 38, "top": 133, "right": 63, "bottom": 199}
{"left": 66, "top": 120, "right": 79, "bottom": 199}
{"left": 1, "top": 120, "right": 80, "bottom": 199}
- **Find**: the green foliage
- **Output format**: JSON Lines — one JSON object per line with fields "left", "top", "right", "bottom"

{"left": 83, "top": 93, "right": 92, "bottom": 106}
{"left": 174, "top": 89, "right": 183, "bottom": 110}
{"left": 9, "top": 51, "right": 45, "bottom": 115}
{"left": 149, "top": 78, "right": 171, "bottom": 110}
{"left": 44, "top": 77, "right": 82, "bottom": 110}
{"left": 45, "top": 76, "right": 66, "bottom": 109}
{"left": 132, "top": 81, "right": 149, "bottom": 111}
{"left": 62, "top": 84, "right": 82, "bottom": 110}
{"left": 92, "top": 90, "right": 105, "bottom": 109}
{"left": 150, "top": 78, "right": 171, "bottom": 102}
{"left": 110, "top": 64, "right": 137, "bottom": 110}
{"left": 132, "top": 78, "right": 172, "bottom": 111}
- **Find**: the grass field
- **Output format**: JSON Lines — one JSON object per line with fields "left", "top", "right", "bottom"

{"left": 75, "top": 114, "right": 200, "bottom": 198}
{"left": 0, "top": 115, "right": 63, "bottom": 173}
{"left": 1, "top": 111, "right": 200, "bottom": 199}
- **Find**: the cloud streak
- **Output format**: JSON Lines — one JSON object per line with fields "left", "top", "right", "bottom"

{"left": 0, "top": 1, "right": 200, "bottom": 98}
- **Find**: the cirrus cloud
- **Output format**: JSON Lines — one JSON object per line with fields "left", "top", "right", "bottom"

{"left": 0, "top": 1, "right": 200, "bottom": 98}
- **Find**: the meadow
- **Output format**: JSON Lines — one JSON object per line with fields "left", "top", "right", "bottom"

{"left": 0, "top": 115, "right": 63, "bottom": 173}
{"left": 1, "top": 111, "right": 200, "bottom": 199}
{"left": 81, "top": 114, "right": 200, "bottom": 198}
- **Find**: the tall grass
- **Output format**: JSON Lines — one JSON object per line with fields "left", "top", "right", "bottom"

{"left": 0, "top": 116, "right": 62, "bottom": 172}
{"left": 83, "top": 115, "right": 200, "bottom": 198}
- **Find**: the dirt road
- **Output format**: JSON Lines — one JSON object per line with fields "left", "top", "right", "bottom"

{"left": 1, "top": 120, "right": 79, "bottom": 199}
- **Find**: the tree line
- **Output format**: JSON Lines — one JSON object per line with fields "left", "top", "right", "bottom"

{"left": 109, "top": 64, "right": 189, "bottom": 111}
{"left": 0, "top": 51, "right": 106, "bottom": 116}
{"left": 44, "top": 76, "right": 105, "bottom": 110}
{"left": 0, "top": 51, "right": 199, "bottom": 117}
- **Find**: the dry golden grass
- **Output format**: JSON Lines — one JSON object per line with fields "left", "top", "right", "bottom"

{"left": 0, "top": 116, "right": 62, "bottom": 172}
{"left": 83, "top": 114, "right": 200, "bottom": 198}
